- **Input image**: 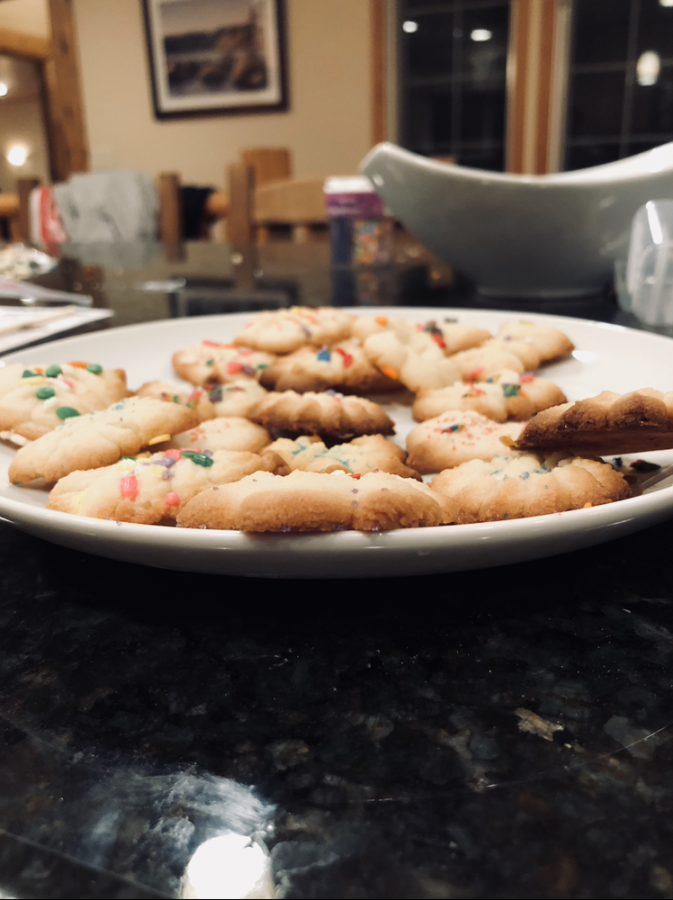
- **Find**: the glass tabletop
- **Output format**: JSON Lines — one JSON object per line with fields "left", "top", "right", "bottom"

{"left": 17, "top": 237, "right": 649, "bottom": 337}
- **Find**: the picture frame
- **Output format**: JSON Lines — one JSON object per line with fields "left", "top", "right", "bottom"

{"left": 142, "top": 0, "right": 288, "bottom": 120}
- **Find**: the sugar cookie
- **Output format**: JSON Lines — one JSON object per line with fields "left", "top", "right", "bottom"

{"left": 430, "top": 452, "right": 631, "bottom": 523}
{"left": 177, "top": 469, "right": 456, "bottom": 532}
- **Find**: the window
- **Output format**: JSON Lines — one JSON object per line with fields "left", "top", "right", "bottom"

{"left": 565, "top": 0, "right": 673, "bottom": 170}
{"left": 397, "top": 0, "right": 511, "bottom": 171}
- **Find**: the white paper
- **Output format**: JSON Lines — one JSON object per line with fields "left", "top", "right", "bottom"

{"left": 0, "top": 278, "right": 93, "bottom": 306}
{"left": 0, "top": 306, "right": 113, "bottom": 355}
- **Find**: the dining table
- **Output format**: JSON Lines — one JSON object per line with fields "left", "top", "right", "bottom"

{"left": 0, "top": 236, "right": 672, "bottom": 900}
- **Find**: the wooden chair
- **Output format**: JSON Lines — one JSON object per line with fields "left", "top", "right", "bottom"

{"left": 226, "top": 162, "right": 327, "bottom": 247}
{"left": 241, "top": 147, "right": 292, "bottom": 186}
{"left": 157, "top": 172, "right": 230, "bottom": 244}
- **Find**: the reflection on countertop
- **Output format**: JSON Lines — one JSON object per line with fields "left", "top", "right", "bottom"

{"left": 1, "top": 513, "right": 673, "bottom": 897}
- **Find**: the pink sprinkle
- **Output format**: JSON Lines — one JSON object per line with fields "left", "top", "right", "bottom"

{"left": 165, "top": 492, "right": 180, "bottom": 506}
{"left": 120, "top": 475, "right": 138, "bottom": 500}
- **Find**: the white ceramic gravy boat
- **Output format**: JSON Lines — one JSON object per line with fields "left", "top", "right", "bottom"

{"left": 360, "top": 141, "right": 673, "bottom": 299}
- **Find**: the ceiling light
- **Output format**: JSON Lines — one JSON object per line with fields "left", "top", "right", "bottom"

{"left": 402, "top": 20, "right": 418, "bottom": 33}
{"left": 0, "top": 83, "right": 7, "bottom": 98}
{"left": 637, "top": 50, "right": 661, "bottom": 86}
{"left": 470, "top": 29, "right": 492, "bottom": 41}
{"left": 659, "top": 0, "right": 673, "bottom": 7}
{"left": 6, "top": 145, "right": 28, "bottom": 166}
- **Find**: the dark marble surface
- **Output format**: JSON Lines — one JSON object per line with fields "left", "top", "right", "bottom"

{"left": 1, "top": 513, "right": 673, "bottom": 899}
{"left": 3, "top": 241, "right": 673, "bottom": 898}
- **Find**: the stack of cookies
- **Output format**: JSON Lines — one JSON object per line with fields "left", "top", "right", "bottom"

{"left": 5, "top": 306, "right": 667, "bottom": 533}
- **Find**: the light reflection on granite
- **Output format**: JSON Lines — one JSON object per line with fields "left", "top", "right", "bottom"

{"left": 1, "top": 519, "right": 673, "bottom": 897}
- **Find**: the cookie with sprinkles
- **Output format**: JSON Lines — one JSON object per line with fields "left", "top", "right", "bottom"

{"left": 495, "top": 320, "right": 575, "bottom": 364}
{"left": 362, "top": 328, "right": 525, "bottom": 393}
{"left": 135, "top": 381, "right": 215, "bottom": 421}
{"left": 47, "top": 447, "right": 284, "bottom": 524}
{"left": 514, "top": 388, "right": 673, "bottom": 455}
{"left": 206, "top": 378, "right": 268, "bottom": 417}
{"left": 8, "top": 396, "right": 200, "bottom": 485}
{"left": 172, "top": 341, "right": 275, "bottom": 387}
{"left": 267, "top": 434, "right": 422, "bottom": 479}
{"left": 259, "top": 338, "right": 401, "bottom": 394}
{"left": 0, "top": 362, "right": 128, "bottom": 441}
{"left": 168, "top": 416, "right": 271, "bottom": 454}
{"left": 430, "top": 452, "right": 632, "bottom": 524}
{"left": 177, "top": 469, "right": 456, "bottom": 533}
{"left": 352, "top": 314, "right": 491, "bottom": 355}
{"left": 232, "top": 307, "right": 355, "bottom": 354}
{"left": 248, "top": 390, "right": 395, "bottom": 439}
{"left": 412, "top": 369, "right": 567, "bottom": 423}
{"left": 406, "top": 409, "right": 525, "bottom": 474}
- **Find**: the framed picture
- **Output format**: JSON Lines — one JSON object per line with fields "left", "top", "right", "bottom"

{"left": 142, "top": 0, "right": 288, "bottom": 119}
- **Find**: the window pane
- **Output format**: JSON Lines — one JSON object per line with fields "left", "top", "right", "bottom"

{"left": 637, "top": 0, "right": 673, "bottom": 58}
{"left": 625, "top": 138, "right": 673, "bottom": 156}
{"left": 565, "top": 142, "right": 622, "bottom": 171}
{"left": 460, "top": 87, "right": 506, "bottom": 140}
{"left": 397, "top": 0, "right": 510, "bottom": 169}
{"left": 455, "top": 143, "right": 505, "bottom": 170}
{"left": 631, "top": 69, "right": 673, "bottom": 134}
{"left": 460, "top": 5, "right": 509, "bottom": 81}
{"left": 567, "top": 71, "right": 625, "bottom": 137}
{"left": 402, "top": 86, "right": 454, "bottom": 153}
{"left": 402, "top": 12, "right": 454, "bottom": 78}
{"left": 572, "top": 0, "right": 631, "bottom": 66}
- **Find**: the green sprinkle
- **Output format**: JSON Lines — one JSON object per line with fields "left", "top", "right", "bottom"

{"left": 180, "top": 450, "right": 214, "bottom": 467}
{"left": 502, "top": 384, "right": 521, "bottom": 397}
{"left": 56, "top": 406, "right": 80, "bottom": 420}
{"left": 36, "top": 387, "right": 55, "bottom": 400}
{"left": 45, "top": 365, "right": 62, "bottom": 378}
{"left": 22, "top": 369, "right": 37, "bottom": 378}
{"left": 205, "top": 358, "right": 215, "bottom": 366}
{"left": 86, "top": 363, "right": 103, "bottom": 375}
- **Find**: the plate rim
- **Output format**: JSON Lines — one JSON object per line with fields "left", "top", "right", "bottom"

{"left": 1, "top": 305, "right": 672, "bottom": 577}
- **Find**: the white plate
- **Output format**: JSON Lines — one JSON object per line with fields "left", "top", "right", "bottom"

{"left": 0, "top": 307, "right": 673, "bottom": 579}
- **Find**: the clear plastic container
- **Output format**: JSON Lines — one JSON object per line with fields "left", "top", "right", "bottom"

{"left": 323, "top": 175, "right": 393, "bottom": 267}
{"left": 624, "top": 199, "right": 673, "bottom": 325}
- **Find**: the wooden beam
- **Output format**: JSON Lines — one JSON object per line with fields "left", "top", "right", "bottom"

{"left": 506, "top": 0, "right": 531, "bottom": 174}
{"left": 533, "top": 0, "right": 558, "bottom": 174}
{"left": 158, "top": 172, "right": 183, "bottom": 245}
{"left": 0, "top": 195, "right": 19, "bottom": 217}
{"left": 17, "top": 178, "right": 40, "bottom": 243}
{"left": 370, "top": 0, "right": 387, "bottom": 146}
{"left": 47, "top": 0, "right": 89, "bottom": 176}
{"left": 227, "top": 163, "right": 255, "bottom": 248}
{"left": 0, "top": 27, "right": 51, "bottom": 60}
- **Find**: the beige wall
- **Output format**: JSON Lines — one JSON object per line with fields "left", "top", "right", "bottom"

{"left": 74, "top": 0, "right": 374, "bottom": 188}
{"left": 0, "top": 0, "right": 49, "bottom": 38}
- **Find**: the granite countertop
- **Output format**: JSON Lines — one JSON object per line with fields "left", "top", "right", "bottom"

{"left": 1, "top": 511, "right": 673, "bottom": 899}
{"left": 2, "top": 245, "right": 673, "bottom": 897}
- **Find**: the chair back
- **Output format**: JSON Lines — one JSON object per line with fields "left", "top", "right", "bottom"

{"left": 227, "top": 164, "right": 327, "bottom": 246}
{"left": 241, "top": 147, "right": 292, "bottom": 185}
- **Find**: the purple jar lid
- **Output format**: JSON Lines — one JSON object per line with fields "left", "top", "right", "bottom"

{"left": 324, "top": 176, "right": 387, "bottom": 218}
